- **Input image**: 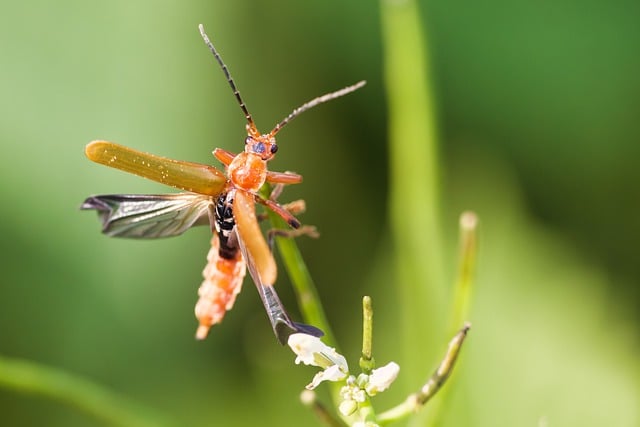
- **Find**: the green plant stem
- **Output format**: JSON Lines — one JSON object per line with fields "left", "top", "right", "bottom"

{"left": 300, "top": 390, "right": 348, "bottom": 427}
{"left": 359, "top": 296, "right": 375, "bottom": 374}
{"left": 449, "top": 211, "right": 478, "bottom": 335}
{"left": 268, "top": 216, "right": 336, "bottom": 347}
{"left": 0, "top": 354, "right": 170, "bottom": 427}
{"left": 259, "top": 186, "right": 335, "bottom": 345}
{"left": 426, "top": 212, "right": 478, "bottom": 425}
{"left": 265, "top": 206, "right": 345, "bottom": 412}
{"left": 357, "top": 398, "right": 378, "bottom": 425}
{"left": 380, "top": 0, "right": 445, "bottom": 387}
{"left": 377, "top": 324, "right": 471, "bottom": 425}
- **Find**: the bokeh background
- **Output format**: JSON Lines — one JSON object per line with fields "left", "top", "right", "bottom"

{"left": 1, "top": 0, "right": 638, "bottom": 426}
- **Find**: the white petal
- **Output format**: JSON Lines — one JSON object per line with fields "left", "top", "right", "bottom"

{"left": 288, "top": 333, "right": 348, "bottom": 371}
{"left": 338, "top": 399, "right": 358, "bottom": 416}
{"left": 365, "top": 362, "right": 400, "bottom": 395}
{"left": 354, "top": 388, "right": 367, "bottom": 403}
{"left": 306, "top": 364, "right": 348, "bottom": 390}
{"left": 289, "top": 333, "right": 322, "bottom": 366}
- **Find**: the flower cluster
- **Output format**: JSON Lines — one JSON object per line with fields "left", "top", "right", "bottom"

{"left": 288, "top": 333, "right": 400, "bottom": 419}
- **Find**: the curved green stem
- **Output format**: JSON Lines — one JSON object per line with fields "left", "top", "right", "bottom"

{"left": 0, "top": 354, "right": 170, "bottom": 427}
{"left": 264, "top": 201, "right": 345, "bottom": 414}
{"left": 449, "top": 211, "right": 478, "bottom": 335}
{"left": 300, "top": 390, "right": 348, "bottom": 427}
{"left": 377, "top": 324, "right": 471, "bottom": 425}
{"left": 260, "top": 185, "right": 335, "bottom": 346}
{"left": 380, "top": 0, "right": 445, "bottom": 386}
{"left": 268, "top": 216, "right": 336, "bottom": 347}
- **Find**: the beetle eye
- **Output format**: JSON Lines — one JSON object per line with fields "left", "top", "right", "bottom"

{"left": 270, "top": 144, "right": 278, "bottom": 154}
{"left": 244, "top": 136, "right": 251, "bottom": 145}
{"left": 254, "top": 142, "right": 265, "bottom": 154}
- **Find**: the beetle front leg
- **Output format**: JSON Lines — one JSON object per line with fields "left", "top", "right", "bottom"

{"left": 266, "top": 170, "right": 303, "bottom": 185}
{"left": 213, "top": 148, "right": 237, "bottom": 166}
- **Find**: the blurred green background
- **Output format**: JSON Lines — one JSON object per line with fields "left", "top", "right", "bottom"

{"left": 1, "top": 0, "right": 638, "bottom": 426}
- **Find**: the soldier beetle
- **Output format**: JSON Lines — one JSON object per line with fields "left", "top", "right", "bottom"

{"left": 82, "top": 25, "right": 365, "bottom": 344}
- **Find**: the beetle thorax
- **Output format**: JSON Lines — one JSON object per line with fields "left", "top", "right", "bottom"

{"left": 227, "top": 152, "right": 267, "bottom": 192}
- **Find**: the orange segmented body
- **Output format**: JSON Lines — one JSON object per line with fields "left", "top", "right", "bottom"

{"left": 195, "top": 234, "right": 246, "bottom": 340}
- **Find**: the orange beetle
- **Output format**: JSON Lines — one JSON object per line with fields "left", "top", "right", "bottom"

{"left": 82, "top": 25, "right": 365, "bottom": 344}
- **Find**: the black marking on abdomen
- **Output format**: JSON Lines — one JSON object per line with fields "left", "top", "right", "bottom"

{"left": 215, "top": 193, "right": 239, "bottom": 260}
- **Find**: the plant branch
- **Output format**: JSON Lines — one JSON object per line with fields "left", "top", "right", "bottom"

{"left": 0, "top": 354, "right": 170, "bottom": 427}
{"left": 359, "top": 296, "right": 375, "bottom": 374}
{"left": 380, "top": 0, "right": 446, "bottom": 386}
{"left": 377, "top": 324, "right": 471, "bottom": 424}
{"left": 449, "top": 211, "right": 478, "bottom": 335}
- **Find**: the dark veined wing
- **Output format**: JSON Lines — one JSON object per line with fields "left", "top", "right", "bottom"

{"left": 81, "top": 193, "right": 213, "bottom": 238}
{"left": 234, "top": 219, "right": 323, "bottom": 345}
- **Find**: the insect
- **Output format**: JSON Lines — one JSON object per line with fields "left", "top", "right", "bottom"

{"left": 82, "top": 24, "right": 365, "bottom": 344}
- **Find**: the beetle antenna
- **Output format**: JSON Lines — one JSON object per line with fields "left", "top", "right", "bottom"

{"left": 269, "top": 80, "right": 366, "bottom": 137}
{"left": 199, "top": 24, "right": 258, "bottom": 135}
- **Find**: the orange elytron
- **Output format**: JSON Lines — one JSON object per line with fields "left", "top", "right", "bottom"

{"left": 82, "top": 24, "right": 365, "bottom": 344}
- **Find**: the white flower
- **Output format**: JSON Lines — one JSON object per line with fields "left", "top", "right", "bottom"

{"left": 340, "top": 379, "right": 367, "bottom": 403}
{"left": 365, "top": 362, "right": 400, "bottom": 396}
{"left": 307, "top": 363, "right": 348, "bottom": 390}
{"left": 288, "top": 334, "right": 400, "bottom": 404}
{"left": 338, "top": 399, "right": 358, "bottom": 416}
{"left": 288, "top": 333, "right": 349, "bottom": 389}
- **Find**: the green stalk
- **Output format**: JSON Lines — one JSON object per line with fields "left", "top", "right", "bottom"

{"left": 265, "top": 207, "right": 344, "bottom": 412}
{"left": 449, "top": 211, "right": 478, "bottom": 335}
{"left": 0, "top": 354, "right": 170, "bottom": 427}
{"left": 380, "top": 0, "right": 445, "bottom": 382}
{"left": 377, "top": 324, "right": 471, "bottom": 425}
{"left": 268, "top": 215, "right": 336, "bottom": 347}
{"left": 259, "top": 186, "right": 335, "bottom": 346}
{"left": 359, "top": 296, "right": 375, "bottom": 374}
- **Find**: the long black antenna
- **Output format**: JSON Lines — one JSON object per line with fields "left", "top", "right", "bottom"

{"left": 199, "top": 24, "right": 257, "bottom": 134}
{"left": 269, "top": 80, "right": 366, "bottom": 137}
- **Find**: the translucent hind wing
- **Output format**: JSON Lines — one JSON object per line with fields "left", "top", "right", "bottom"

{"left": 81, "top": 193, "right": 213, "bottom": 238}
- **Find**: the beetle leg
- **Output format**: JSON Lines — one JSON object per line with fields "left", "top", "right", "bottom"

{"left": 213, "top": 148, "right": 237, "bottom": 166}
{"left": 266, "top": 225, "right": 319, "bottom": 251}
{"left": 258, "top": 197, "right": 301, "bottom": 229}
{"left": 266, "top": 170, "right": 303, "bottom": 185}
